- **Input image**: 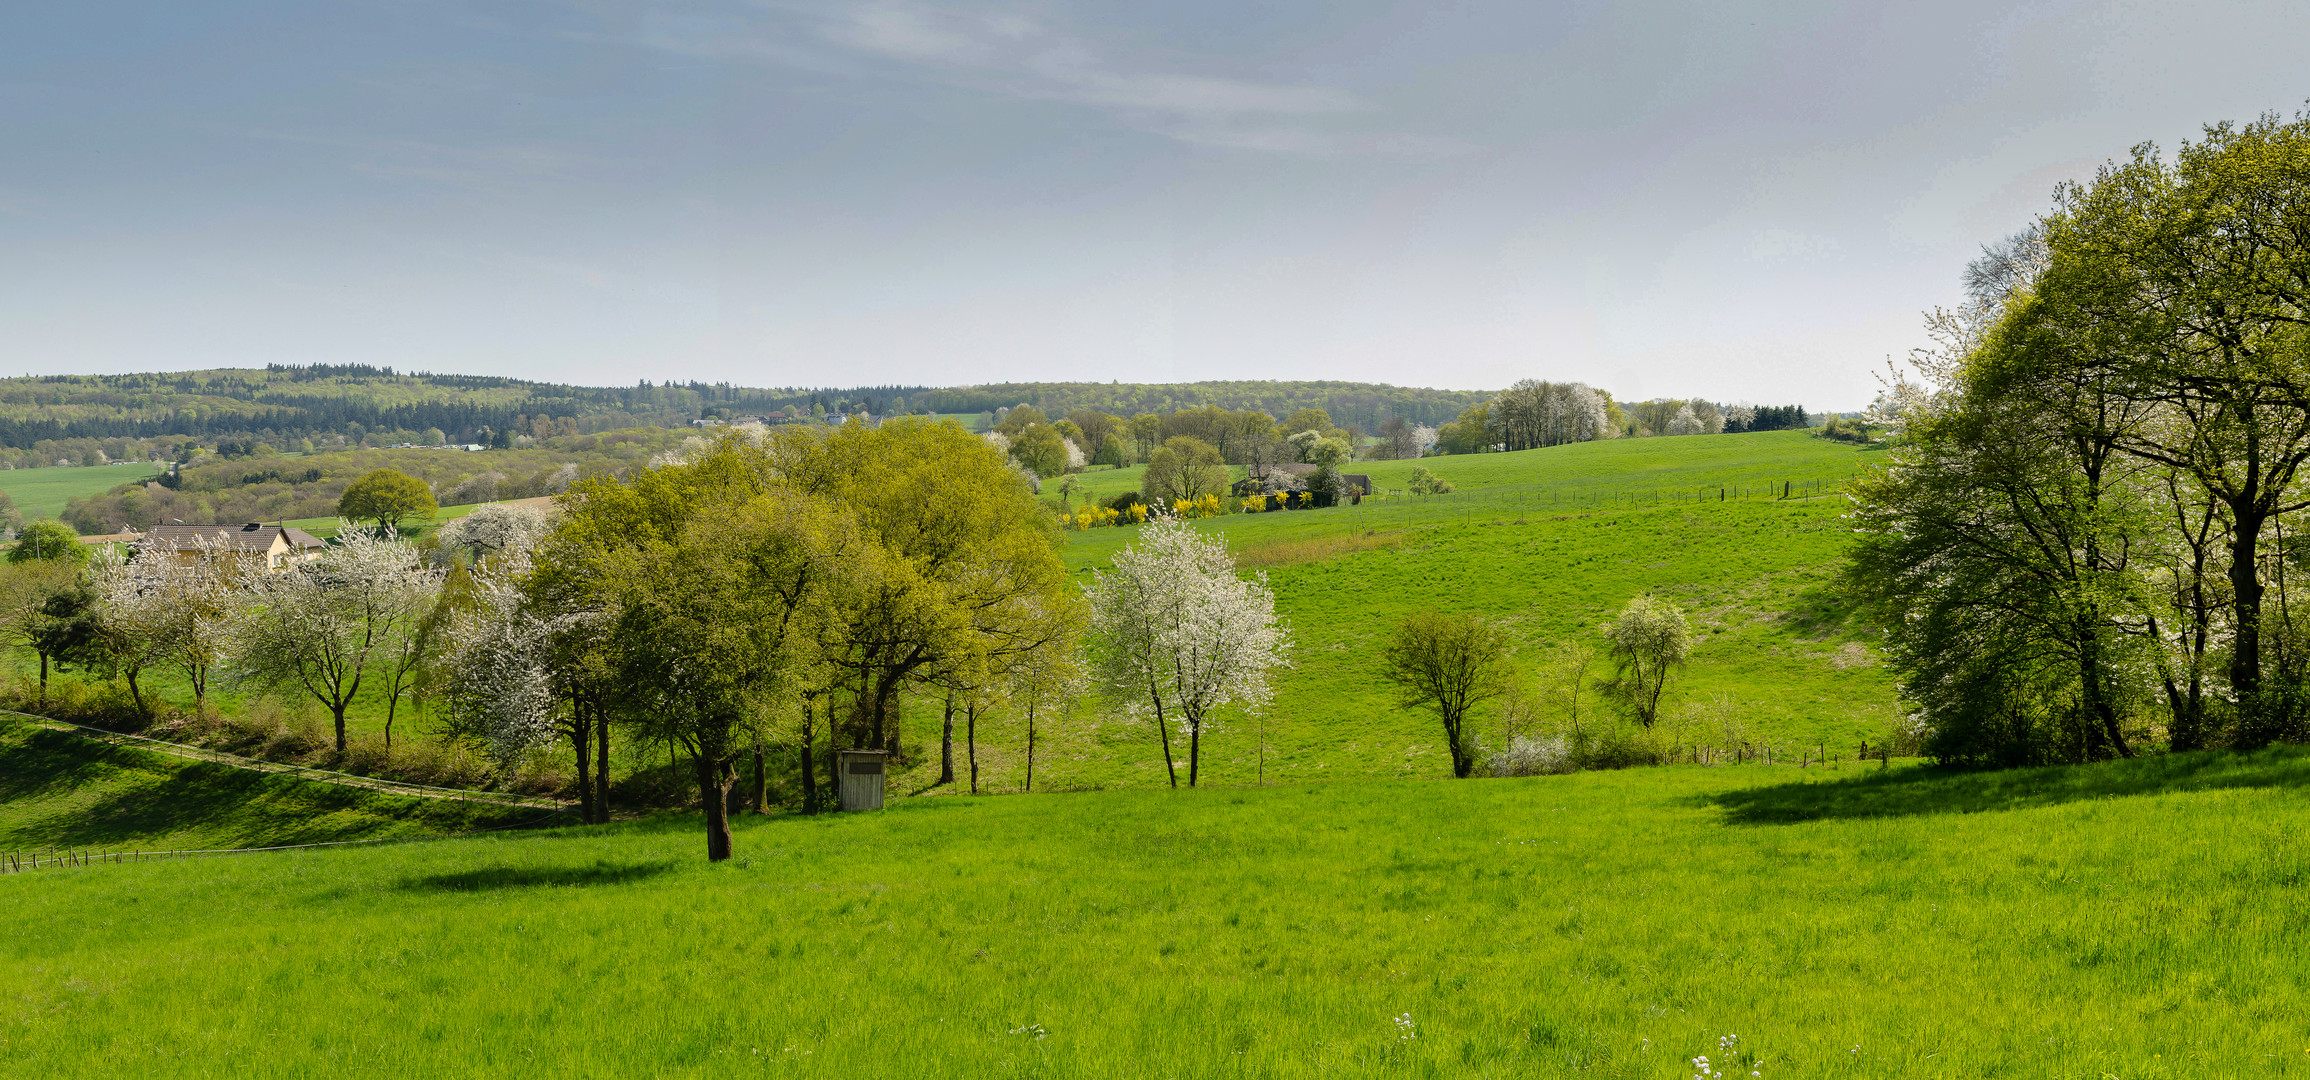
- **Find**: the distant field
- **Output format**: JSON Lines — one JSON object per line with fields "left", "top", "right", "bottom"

{"left": 1, "top": 462, "right": 163, "bottom": 522}
{"left": 5, "top": 749, "right": 2305, "bottom": 1077}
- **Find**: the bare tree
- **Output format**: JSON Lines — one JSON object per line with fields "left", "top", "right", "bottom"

{"left": 1381, "top": 611, "right": 1514, "bottom": 778}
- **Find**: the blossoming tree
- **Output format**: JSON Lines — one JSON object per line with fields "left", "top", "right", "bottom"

{"left": 1086, "top": 516, "right": 1291, "bottom": 787}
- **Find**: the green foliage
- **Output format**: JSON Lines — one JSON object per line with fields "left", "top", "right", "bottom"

{"left": 1406, "top": 467, "right": 1453, "bottom": 495}
{"left": 337, "top": 469, "right": 440, "bottom": 530}
{"left": 6, "top": 519, "right": 87, "bottom": 565}
{"left": 1380, "top": 611, "right": 1513, "bottom": 777}
{"left": 1598, "top": 595, "right": 1692, "bottom": 727}
{"left": 8, "top": 752, "right": 2310, "bottom": 1074}
{"left": 1008, "top": 424, "right": 1069, "bottom": 478}
{"left": 1143, "top": 437, "right": 1228, "bottom": 505}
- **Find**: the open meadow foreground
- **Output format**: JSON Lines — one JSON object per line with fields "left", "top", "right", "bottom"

{"left": 6, "top": 751, "right": 2310, "bottom": 1078}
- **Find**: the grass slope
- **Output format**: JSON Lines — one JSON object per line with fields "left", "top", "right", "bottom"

{"left": 3, "top": 462, "right": 164, "bottom": 523}
{"left": 0, "top": 715, "right": 558, "bottom": 852}
{"left": 937, "top": 432, "right": 1897, "bottom": 794}
{"left": 6, "top": 752, "right": 2307, "bottom": 1077}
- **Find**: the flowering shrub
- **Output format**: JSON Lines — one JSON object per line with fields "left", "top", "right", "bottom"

{"left": 1068, "top": 505, "right": 1121, "bottom": 531}
{"left": 1168, "top": 494, "right": 1227, "bottom": 520}
{"left": 1066, "top": 501, "right": 1150, "bottom": 529}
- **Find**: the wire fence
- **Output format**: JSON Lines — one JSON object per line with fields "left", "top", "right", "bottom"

{"left": 1370, "top": 474, "right": 1863, "bottom": 510}
{"left": 0, "top": 804, "right": 577, "bottom": 876}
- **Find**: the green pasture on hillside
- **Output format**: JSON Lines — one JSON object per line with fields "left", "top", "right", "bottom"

{"left": 4, "top": 432, "right": 1899, "bottom": 792}
{"left": 6, "top": 750, "right": 2308, "bottom": 1077}
{"left": 2, "top": 462, "right": 164, "bottom": 523}
{"left": 0, "top": 715, "right": 557, "bottom": 852}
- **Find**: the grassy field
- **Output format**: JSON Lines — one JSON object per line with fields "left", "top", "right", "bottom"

{"left": 6, "top": 750, "right": 2307, "bottom": 1077}
{"left": 3, "top": 462, "right": 164, "bottom": 523}
{"left": 938, "top": 432, "right": 1898, "bottom": 795}
{"left": 0, "top": 714, "right": 559, "bottom": 852}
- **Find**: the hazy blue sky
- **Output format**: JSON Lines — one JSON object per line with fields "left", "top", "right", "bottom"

{"left": 5, "top": 2, "right": 2306, "bottom": 405}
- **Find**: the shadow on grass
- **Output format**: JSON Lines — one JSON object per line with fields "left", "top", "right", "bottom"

{"left": 1, "top": 725, "right": 550, "bottom": 849}
{"left": 399, "top": 860, "right": 678, "bottom": 892}
{"left": 1711, "top": 746, "right": 2310, "bottom": 825}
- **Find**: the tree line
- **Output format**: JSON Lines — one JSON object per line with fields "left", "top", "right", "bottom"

{"left": 6, "top": 419, "right": 1298, "bottom": 861}
{"left": 1851, "top": 112, "right": 2310, "bottom": 766}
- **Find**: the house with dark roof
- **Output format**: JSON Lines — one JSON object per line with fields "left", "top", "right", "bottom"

{"left": 140, "top": 523, "right": 328, "bottom": 570}
{"left": 1231, "top": 464, "right": 1373, "bottom": 501}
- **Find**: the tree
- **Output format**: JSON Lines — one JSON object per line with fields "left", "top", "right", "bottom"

{"left": 0, "top": 559, "right": 82, "bottom": 697}
{"left": 338, "top": 469, "right": 439, "bottom": 532}
{"left": 596, "top": 490, "right": 857, "bottom": 860}
{"left": 431, "top": 503, "right": 551, "bottom": 566}
{"left": 9, "top": 519, "right": 88, "bottom": 566}
{"left": 1143, "top": 437, "right": 1227, "bottom": 506}
{"left": 1086, "top": 517, "right": 1292, "bottom": 787}
{"left": 1010, "top": 424, "right": 1069, "bottom": 478}
{"left": 232, "top": 526, "right": 440, "bottom": 750}
{"left": 1599, "top": 595, "right": 1690, "bottom": 727}
{"left": 1381, "top": 611, "right": 1514, "bottom": 778}
{"left": 93, "top": 533, "right": 248, "bottom": 712}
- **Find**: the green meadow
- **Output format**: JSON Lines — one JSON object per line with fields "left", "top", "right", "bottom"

{"left": 6, "top": 751, "right": 2309, "bottom": 1077}
{"left": 3, "top": 462, "right": 164, "bottom": 524}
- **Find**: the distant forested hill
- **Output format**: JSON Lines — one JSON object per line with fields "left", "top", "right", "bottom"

{"left": 0, "top": 369, "right": 1495, "bottom": 464}
{"left": 909, "top": 382, "right": 1493, "bottom": 430}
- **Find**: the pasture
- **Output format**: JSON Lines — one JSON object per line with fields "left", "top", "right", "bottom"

{"left": 5, "top": 750, "right": 2307, "bottom": 1077}
{"left": 4, "top": 433, "right": 1901, "bottom": 790}
{"left": 3, "top": 462, "right": 164, "bottom": 523}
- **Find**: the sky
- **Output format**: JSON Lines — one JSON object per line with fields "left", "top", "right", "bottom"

{"left": 4, "top": 2, "right": 2307, "bottom": 406}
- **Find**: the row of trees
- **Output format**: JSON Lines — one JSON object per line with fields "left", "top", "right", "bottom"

{"left": 1851, "top": 113, "right": 2310, "bottom": 765}
{"left": 1429, "top": 381, "right": 1810, "bottom": 456}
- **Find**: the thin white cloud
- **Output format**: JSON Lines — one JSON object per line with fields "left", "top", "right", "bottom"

{"left": 758, "top": 2, "right": 1447, "bottom": 155}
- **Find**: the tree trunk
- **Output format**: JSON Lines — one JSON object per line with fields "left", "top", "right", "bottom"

{"left": 384, "top": 691, "right": 398, "bottom": 748}
{"left": 1444, "top": 711, "right": 1471, "bottom": 778}
{"left": 750, "top": 742, "right": 768, "bottom": 815}
{"left": 1024, "top": 701, "right": 1036, "bottom": 793}
{"left": 1150, "top": 691, "right": 1178, "bottom": 788}
{"left": 332, "top": 703, "right": 349, "bottom": 752}
{"left": 572, "top": 710, "right": 595, "bottom": 825}
{"left": 2230, "top": 500, "right": 2271, "bottom": 744}
{"left": 695, "top": 752, "right": 735, "bottom": 862}
{"left": 967, "top": 701, "right": 979, "bottom": 795}
{"left": 190, "top": 664, "right": 208, "bottom": 712}
{"left": 938, "top": 691, "right": 956, "bottom": 786}
{"left": 1186, "top": 715, "right": 1200, "bottom": 788}
{"left": 801, "top": 698, "right": 822, "bottom": 815}
{"left": 123, "top": 666, "right": 146, "bottom": 718}
{"left": 594, "top": 700, "right": 611, "bottom": 823}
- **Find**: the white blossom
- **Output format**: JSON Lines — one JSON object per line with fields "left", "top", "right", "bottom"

{"left": 433, "top": 503, "right": 552, "bottom": 567}
{"left": 1085, "top": 517, "right": 1292, "bottom": 786}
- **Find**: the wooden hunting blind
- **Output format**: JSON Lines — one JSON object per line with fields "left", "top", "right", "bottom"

{"left": 837, "top": 749, "right": 889, "bottom": 811}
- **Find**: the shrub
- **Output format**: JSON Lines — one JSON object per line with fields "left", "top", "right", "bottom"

{"left": 1407, "top": 467, "right": 1454, "bottom": 495}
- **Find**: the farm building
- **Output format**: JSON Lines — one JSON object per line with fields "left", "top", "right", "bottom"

{"left": 140, "top": 523, "right": 327, "bottom": 570}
